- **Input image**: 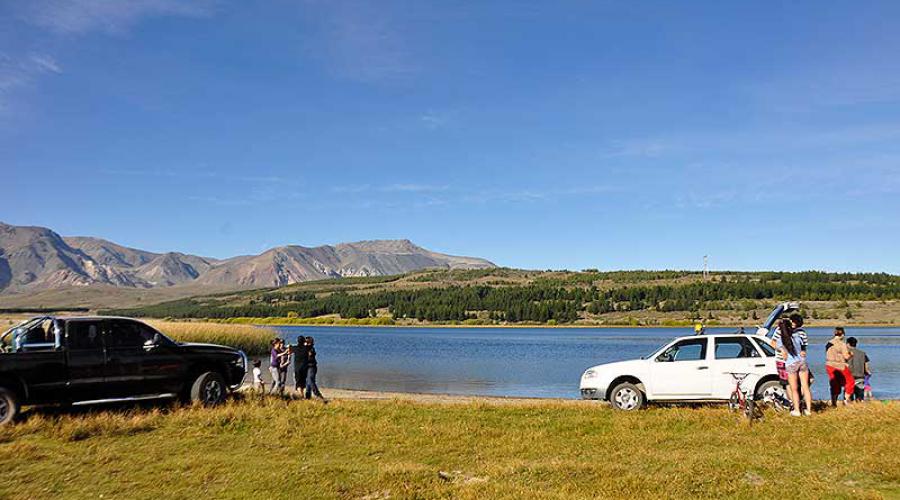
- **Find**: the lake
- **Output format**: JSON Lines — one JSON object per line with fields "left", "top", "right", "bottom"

{"left": 267, "top": 326, "right": 900, "bottom": 400}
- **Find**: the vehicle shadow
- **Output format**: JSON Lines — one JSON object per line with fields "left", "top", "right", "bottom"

{"left": 18, "top": 398, "right": 183, "bottom": 423}
{"left": 15, "top": 390, "right": 315, "bottom": 424}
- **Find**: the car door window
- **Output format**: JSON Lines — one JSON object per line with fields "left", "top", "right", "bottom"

{"left": 656, "top": 338, "right": 707, "bottom": 362}
{"left": 714, "top": 337, "right": 760, "bottom": 359}
{"left": 107, "top": 320, "right": 157, "bottom": 348}
{"left": 67, "top": 321, "right": 104, "bottom": 350}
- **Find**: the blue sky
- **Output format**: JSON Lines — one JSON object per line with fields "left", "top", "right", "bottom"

{"left": 2, "top": 1, "right": 900, "bottom": 272}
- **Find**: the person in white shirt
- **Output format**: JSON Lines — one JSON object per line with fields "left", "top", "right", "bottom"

{"left": 251, "top": 359, "right": 264, "bottom": 392}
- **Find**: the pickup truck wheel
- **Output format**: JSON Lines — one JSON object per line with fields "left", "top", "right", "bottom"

{"left": 190, "top": 372, "right": 227, "bottom": 406}
{"left": 0, "top": 388, "right": 20, "bottom": 425}
{"left": 609, "top": 382, "right": 644, "bottom": 411}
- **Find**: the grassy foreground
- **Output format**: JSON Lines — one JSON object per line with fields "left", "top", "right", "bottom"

{"left": 0, "top": 398, "right": 897, "bottom": 499}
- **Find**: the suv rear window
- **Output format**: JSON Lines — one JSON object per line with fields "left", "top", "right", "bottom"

{"left": 714, "top": 337, "right": 761, "bottom": 359}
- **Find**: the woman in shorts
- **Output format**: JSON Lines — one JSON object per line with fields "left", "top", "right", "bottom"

{"left": 775, "top": 318, "right": 812, "bottom": 416}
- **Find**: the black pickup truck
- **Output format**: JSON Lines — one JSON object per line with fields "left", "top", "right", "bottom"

{"left": 0, "top": 316, "right": 247, "bottom": 424}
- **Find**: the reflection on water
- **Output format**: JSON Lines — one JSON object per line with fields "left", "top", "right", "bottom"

{"left": 266, "top": 326, "right": 900, "bottom": 400}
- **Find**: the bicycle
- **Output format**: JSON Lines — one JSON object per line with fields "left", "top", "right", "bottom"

{"left": 727, "top": 372, "right": 762, "bottom": 423}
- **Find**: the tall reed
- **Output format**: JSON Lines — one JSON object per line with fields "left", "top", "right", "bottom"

{"left": 147, "top": 320, "right": 273, "bottom": 354}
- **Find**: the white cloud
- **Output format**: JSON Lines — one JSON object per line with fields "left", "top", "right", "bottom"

{"left": 328, "top": 182, "right": 616, "bottom": 206}
{"left": 460, "top": 185, "right": 617, "bottom": 204}
{"left": 420, "top": 111, "right": 452, "bottom": 130}
{"left": 601, "top": 139, "right": 672, "bottom": 158}
{"left": 101, "top": 168, "right": 294, "bottom": 185}
{"left": 744, "top": 64, "right": 900, "bottom": 112}
{"left": 0, "top": 53, "right": 64, "bottom": 111}
{"left": 331, "top": 183, "right": 448, "bottom": 194}
{"left": 382, "top": 183, "right": 448, "bottom": 193}
{"left": 3, "top": 1, "right": 215, "bottom": 115}
{"left": 303, "top": 0, "right": 416, "bottom": 84}
{"left": 29, "top": 54, "right": 62, "bottom": 74}
{"left": 331, "top": 184, "right": 372, "bottom": 194}
{"left": 18, "top": 0, "right": 215, "bottom": 36}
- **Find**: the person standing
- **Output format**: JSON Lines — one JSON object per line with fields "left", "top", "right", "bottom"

{"left": 825, "top": 327, "right": 854, "bottom": 406}
{"left": 304, "top": 337, "right": 327, "bottom": 402}
{"left": 769, "top": 322, "right": 789, "bottom": 396}
{"left": 268, "top": 339, "right": 281, "bottom": 394}
{"left": 252, "top": 360, "right": 264, "bottom": 392}
{"left": 775, "top": 318, "right": 812, "bottom": 416}
{"left": 847, "top": 337, "right": 870, "bottom": 402}
{"left": 293, "top": 336, "right": 310, "bottom": 394}
{"left": 277, "top": 339, "right": 291, "bottom": 395}
{"left": 769, "top": 314, "right": 807, "bottom": 407}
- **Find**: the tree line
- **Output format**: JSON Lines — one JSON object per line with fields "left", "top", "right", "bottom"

{"left": 105, "top": 272, "right": 900, "bottom": 324}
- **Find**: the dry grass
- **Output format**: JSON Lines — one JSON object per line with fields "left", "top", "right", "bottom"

{"left": 147, "top": 320, "right": 273, "bottom": 354}
{"left": 0, "top": 397, "right": 897, "bottom": 499}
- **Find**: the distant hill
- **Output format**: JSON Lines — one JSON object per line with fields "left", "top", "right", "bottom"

{"left": 103, "top": 268, "right": 900, "bottom": 327}
{"left": 0, "top": 222, "right": 496, "bottom": 298}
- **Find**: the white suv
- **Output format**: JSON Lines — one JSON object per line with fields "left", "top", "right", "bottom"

{"left": 580, "top": 333, "right": 785, "bottom": 410}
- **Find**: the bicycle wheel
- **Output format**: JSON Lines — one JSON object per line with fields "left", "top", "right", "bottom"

{"left": 728, "top": 392, "right": 740, "bottom": 412}
{"left": 744, "top": 398, "right": 760, "bottom": 423}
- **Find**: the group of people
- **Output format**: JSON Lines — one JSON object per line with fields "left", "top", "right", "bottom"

{"left": 251, "top": 336, "right": 327, "bottom": 402}
{"left": 771, "top": 314, "right": 873, "bottom": 417}
{"left": 823, "top": 327, "right": 872, "bottom": 406}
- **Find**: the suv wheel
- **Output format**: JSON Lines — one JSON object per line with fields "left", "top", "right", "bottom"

{"left": 190, "top": 372, "right": 227, "bottom": 406}
{"left": 0, "top": 387, "right": 20, "bottom": 425}
{"left": 609, "top": 382, "right": 644, "bottom": 411}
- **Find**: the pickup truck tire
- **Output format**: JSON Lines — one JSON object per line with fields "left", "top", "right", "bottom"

{"left": 0, "top": 387, "right": 20, "bottom": 425}
{"left": 609, "top": 382, "right": 644, "bottom": 411}
{"left": 189, "top": 371, "right": 227, "bottom": 406}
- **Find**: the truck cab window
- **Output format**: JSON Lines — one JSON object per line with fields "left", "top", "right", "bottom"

{"left": 67, "top": 321, "right": 104, "bottom": 350}
{"left": 14, "top": 318, "right": 59, "bottom": 352}
{"left": 107, "top": 320, "right": 158, "bottom": 348}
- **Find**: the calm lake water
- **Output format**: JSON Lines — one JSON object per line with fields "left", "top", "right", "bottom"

{"left": 267, "top": 326, "right": 900, "bottom": 400}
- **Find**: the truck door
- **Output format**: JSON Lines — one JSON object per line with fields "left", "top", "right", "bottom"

{"left": 129, "top": 320, "right": 186, "bottom": 395}
{"left": 65, "top": 319, "right": 110, "bottom": 402}
{"left": 104, "top": 319, "right": 185, "bottom": 396}
{"left": 104, "top": 319, "right": 151, "bottom": 397}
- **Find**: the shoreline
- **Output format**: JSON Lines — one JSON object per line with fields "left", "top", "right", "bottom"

{"left": 243, "top": 386, "right": 588, "bottom": 404}
{"left": 242, "top": 322, "right": 898, "bottom": 329}
{"left": 241, "top": 386, "right": 899, "bottom": 403}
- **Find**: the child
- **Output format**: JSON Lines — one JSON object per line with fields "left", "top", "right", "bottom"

{"left": 864, "top": 373, "right": 873, "bottom": 401}
{"left": 252, "top": 360, "right": 264, "bottom": 391}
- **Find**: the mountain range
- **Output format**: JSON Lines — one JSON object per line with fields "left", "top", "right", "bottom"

{"left": 0, "top": 222, "right": 495, "bottom": 296}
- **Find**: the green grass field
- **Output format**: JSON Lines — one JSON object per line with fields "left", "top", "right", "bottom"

{"left": 1, "top": 397, "right": 897, "bottom": 499}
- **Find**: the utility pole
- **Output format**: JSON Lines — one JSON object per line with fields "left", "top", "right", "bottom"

{"left": 703, "top": 255, "right": 709, "bottom": 281}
